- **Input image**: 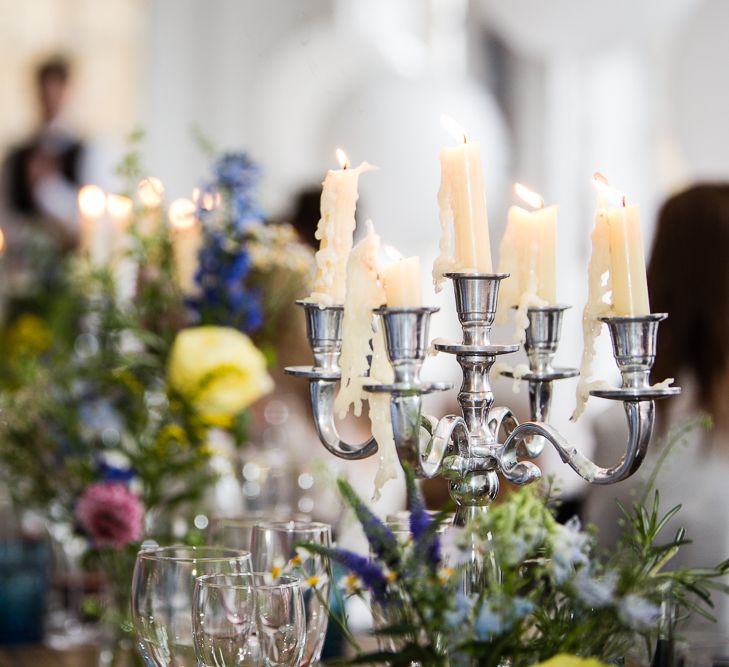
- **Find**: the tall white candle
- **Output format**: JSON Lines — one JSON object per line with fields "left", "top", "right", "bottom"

{"left": 497, "top": 183, "right": 557, "bottom": 324}
{"left": 137, "top": 176, "right": 165, "bottom": 237}
{"left": 107, "top": 194, "right": 136, "bottom": 301}
{"left": 434, "top": 115, "right": 492, "bottom": 290}
{"left": 78, "top": 185, "right": 110, "bottom": 266}
{"left": 383, "top": 255, "right": 422, "bottom": 308}
{"left": 169, "top": 198, "right": 202, "bottom": 295}
{"left": 573, "top": 174, "right": 650, "bottom": 420}
{"left": 310, "top": 149, "right": 376, "bottom": 305}
{"left": 334, "top": 220, "right": 385, "bottom": 419}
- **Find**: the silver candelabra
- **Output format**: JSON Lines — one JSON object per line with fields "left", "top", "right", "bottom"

{"left": 286, "top": 273, "right": 680, "bottom": 525}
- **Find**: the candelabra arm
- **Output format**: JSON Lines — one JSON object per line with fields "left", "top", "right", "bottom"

{"left": 500, "top": 400, "right": 655, "bottom": 485}
{"left": 387, "top": 395, "right": 467, "bottom": 478}
{"left": 308, "top": 379, "right": 379, "bottom": 460}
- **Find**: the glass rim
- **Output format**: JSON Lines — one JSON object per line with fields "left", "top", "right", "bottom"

{"left": 196, "top": 571, "right": 301, "bottom": 591}
{"left": 137, "top": 545, "right": 252, "bottom": 563}
{"left": 253, "top": 520, "right": 331, "bottom": 534}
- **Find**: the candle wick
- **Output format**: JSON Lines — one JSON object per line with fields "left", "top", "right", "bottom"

{"left": 622, "top": 195, "right": 627, "bottom": 207}
{"left": 462, "top": 134, "right": 467, "bottom": 144}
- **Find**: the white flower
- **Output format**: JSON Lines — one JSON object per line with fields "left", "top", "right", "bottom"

{"left": 263, "top": 556, "right": 287, "bottom": 584}
{"left": 440, "top": 526, "right": 480, "bottom": 567}
{"left": 301, "top": 573, "right": 328, "bottom": 591}
{"left": 288, "top": 547, "right": 308, "bottom": 570}
{"left": 338, "top": 574, "right": 364, "bottom": 596}
{"left": 618, "top": 594, "right": 661, "bottom": 630}
{"left": 574, "top": 570, "right": 617, "bottom": 608}
{"left": 549, "top": 517, "right": 591, "bottom": 582}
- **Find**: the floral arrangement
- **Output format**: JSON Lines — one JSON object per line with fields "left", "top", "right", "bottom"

{"left": 0, "top": 133, "right": 314, "bottom": 654}
{"left": 302, "top": 448, "right": 729, "bottom": 666}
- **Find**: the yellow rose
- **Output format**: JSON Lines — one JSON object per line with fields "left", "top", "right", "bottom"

{"left": 534, "top": 656, "right": 609, "bottom": 667}
{"left": 168, "top": 326, "right": 274, "bottom": 423}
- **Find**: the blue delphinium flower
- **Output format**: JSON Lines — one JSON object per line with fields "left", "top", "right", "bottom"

{"left": 189, "top": 152, "right": 266, "bottom": 333}
{"left": 338, "top": 479, "right": 400, "bottom": 567}
{"left": 474, "top": 596, "right": 533, "bottom": 641}
{"left": 324, "top": 548, "right": 389, "bottom": 603}
{"left": 618, "top": 594, "right": 661, "bottom": 631}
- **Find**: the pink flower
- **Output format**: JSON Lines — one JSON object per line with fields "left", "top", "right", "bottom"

{"left": 76, "top": 482, "right": 144, "bottom": 550}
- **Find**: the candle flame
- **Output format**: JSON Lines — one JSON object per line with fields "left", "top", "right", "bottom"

{"left": 514, "top": 183, "right": 544, "bottom": 210}
{"left": 138, "top": 176, "right": 164, "bottom": 208}
{"left": 592, "top": 173, "right": 626, "bottom": 208}
{"left": 0, "top": 228, "right": 6, "bottom": 255}
{"left": 336, "top": 148, "right": 350, "bottom": 170}
{"left": 441, "top": 114, "right": 467, "bottom": 144}
{"left": 168, "top": 198, "right": 197, "bottom": 229}
{"left": 78, "top": 185, "right": 106, "bottom": 217}
{"left": 106, "top": 193, "right": 133, "bottom": 218}
{"left": 384, "top": 244, "right": 404, "bottom": 262}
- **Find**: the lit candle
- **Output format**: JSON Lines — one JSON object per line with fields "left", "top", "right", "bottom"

{"left": 497, "top": 183, "right": 557, "bottom": 325}
{"left": 434, "top": 114, "right": 492, "bottom": 290}
{"left": 383, "top": 249, "right": 422, "bottom": 308}
{"left": 310, "top": 149, "right": 376, "bottom": 305}
{"left": 107, "top": 194, "right": 133, "bottom": 259}
{"left": 78, "top": 184, "right": 109, "bottom": 265}
{"left": 137, "top": 176, "right": 165, "bottom": 236}
{"left": 334, "top": 220, "right": 385, "bottom": 419}
{"left": 169, "top": 198, "right": 202, "bottom": 294}
{"left": 594, "top": 176, "right": 650, "bottom": 316}
{"left": 106, "top": 194, "right": 136, "bottom": 300}
{"left": 573, "top": 174, "right": 650, "bottom": 420}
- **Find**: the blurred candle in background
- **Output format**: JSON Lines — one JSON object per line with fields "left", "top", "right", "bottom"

{"left": 168, "top": 197, "right": 202, "bottom": 295}
{"left": 137, "top": 176, "right": 165, "bottom": 236}
{"left": 382, "top": 248, "right": 422, "bottom": 307}
{"left": 107, "top": 194, "right": 136, "bottom": 301}
{"left": 309, "top": 149, "right": 376, "bottom": 305}
{"left": 434, "top": 115, "right": 492, "bottom": 290}
{"left": 78, "top": 184, "right": 109, "bottom": 265}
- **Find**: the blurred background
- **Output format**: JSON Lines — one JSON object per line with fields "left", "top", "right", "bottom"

{"left": 2, "top": 0, "right": 729, "bottom": 657}
{"left": 3, "top": 0, "right": 726, "bottom": 492}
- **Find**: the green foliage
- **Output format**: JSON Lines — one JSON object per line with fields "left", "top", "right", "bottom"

{"left": 323, "top": 434, "right": 729, "bottom": 667}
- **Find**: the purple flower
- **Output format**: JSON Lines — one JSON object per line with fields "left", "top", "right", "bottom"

{"left": 76, "top": 483, "right": 144, "bottom": 550}
{"left": 326, "top": 548, "right": 389, "bottom": 603}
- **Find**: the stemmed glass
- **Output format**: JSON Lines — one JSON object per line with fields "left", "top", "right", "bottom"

{"left": 250, "top": 521, "right": 331, "bottom": 667}
{"left": 193, "top": 572, "right": 306, "bottom": 667}
{"left": 131, "top": 546, "right": 252, "bottom": 666}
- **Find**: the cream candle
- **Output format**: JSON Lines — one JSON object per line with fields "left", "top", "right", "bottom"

{"left": 107, "top": 194, "right": 136, "bottom": 301}
{"left": 497, "top": 183, "right": 557, "bottom": 320}
{"left": 335, "top": 220, "right": 385, "bottom": 419}
{"left": 593, "top": 176, "right": 650, "bottom": 316}
{"left": 434, "top": 115, "right": 492, "bottom": 290}
{"left": 78, "top": 184, "right": 110, "bottom": 265}
{"left": 310, "top": 149, "right": 376, "bottom": 305}
{"left": 573, "top": 174, "right": 650, "bottom": 420}
{"left": 137, "top": 176, "right": 165, "bottom": 237}
{"left": 383, "top": 254, "right": 422, "bottom": 308}
{"left": 169, "top": 197, "right": 202, "bottom": 295}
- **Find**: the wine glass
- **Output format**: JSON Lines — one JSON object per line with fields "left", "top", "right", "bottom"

{"left": 193, "top": 573, "right": 306, "bottom": 667}
{"left": 250, "top": 521, "right": 331, "bottom": 666}
{"left": 207, "top": 514, "right": 267, "bottom": 552}
{"left": 131, "top": 546, "right": 252, "bottom": 666}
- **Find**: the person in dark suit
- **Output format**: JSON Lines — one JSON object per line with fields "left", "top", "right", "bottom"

{"left": 0, "top": 56, "right": 91, "bottom": 320}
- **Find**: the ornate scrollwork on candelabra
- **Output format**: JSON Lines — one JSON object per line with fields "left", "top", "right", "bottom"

{"left": 286, "top": 273, "right": 679, "bottom": 525}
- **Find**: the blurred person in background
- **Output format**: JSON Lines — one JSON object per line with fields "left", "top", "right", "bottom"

{"left": 585, "top": 184, "right": 729, "bottom": 633}
{"left": 0, "top": 55, "right": 103, "bottom": 319}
